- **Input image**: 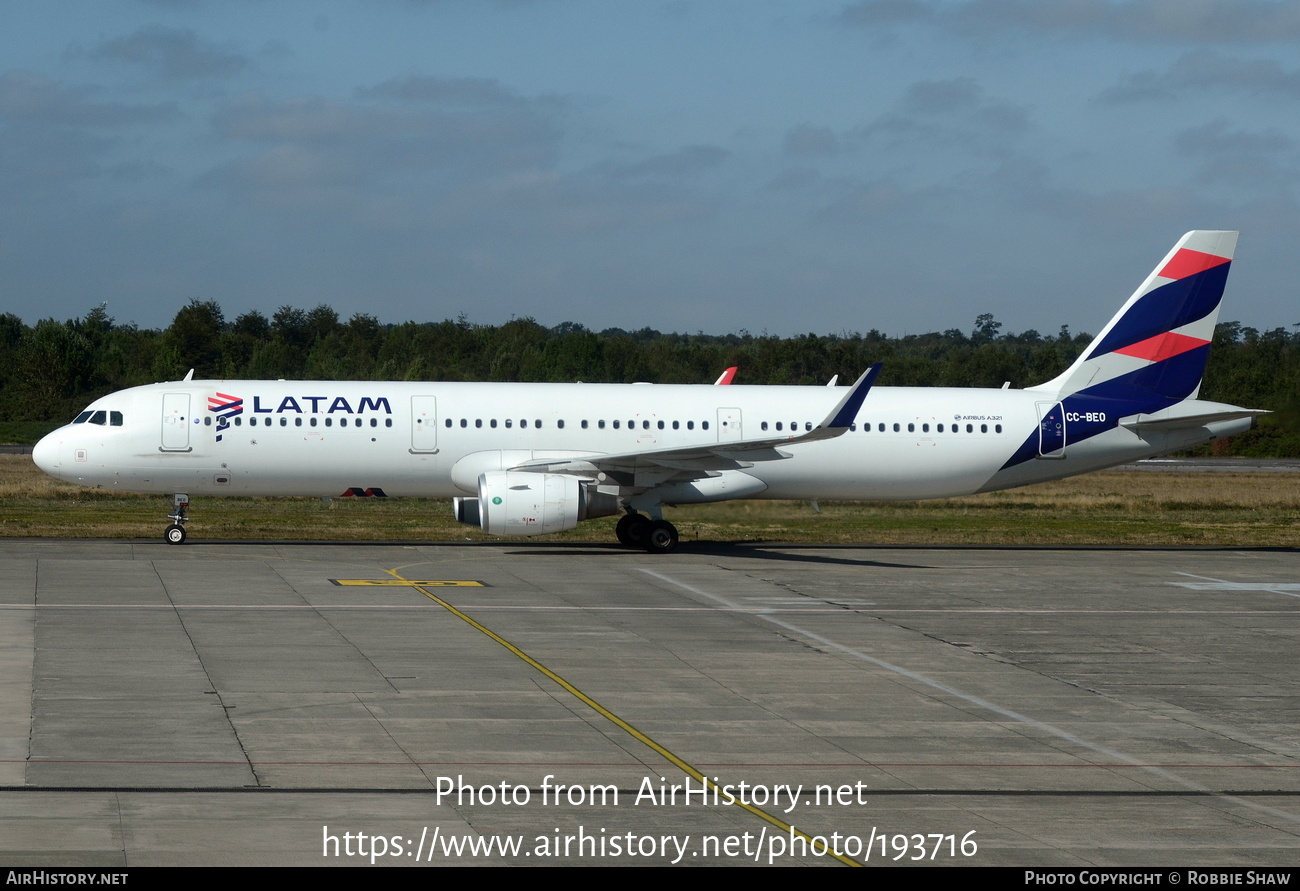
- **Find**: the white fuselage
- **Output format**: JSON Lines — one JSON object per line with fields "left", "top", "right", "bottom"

{"left": 31, "top": 379, "right": 1249, "bottom": 504}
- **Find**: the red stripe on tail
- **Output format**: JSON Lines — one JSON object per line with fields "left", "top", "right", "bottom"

{"left": 1113, "top": 331, "right": 1209, "bottom": 362}
{"left": 1158, "top": 248, "right": 1229, "bottom": 281}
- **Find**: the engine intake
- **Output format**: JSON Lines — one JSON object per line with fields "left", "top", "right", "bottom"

{"left": 453, "top": 471, "right": 619, "bottom": 537}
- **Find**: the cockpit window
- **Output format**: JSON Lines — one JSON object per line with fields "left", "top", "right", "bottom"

{"left": 71, "top": 409, "right": 124, "bottom": 426}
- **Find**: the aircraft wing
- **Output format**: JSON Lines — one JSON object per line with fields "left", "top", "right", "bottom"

{"left": 509, "top": 365, "right": 881, "bottom": 487}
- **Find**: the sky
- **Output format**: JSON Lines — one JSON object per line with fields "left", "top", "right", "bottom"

{"left": 2, "top": 0, "right": 1298, "bottom": 339}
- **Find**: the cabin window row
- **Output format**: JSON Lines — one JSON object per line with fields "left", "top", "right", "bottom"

{"left": 206, "top": 416, "right": 394, "bottom": 428}
{"left": 440, "top": 417, "right": 1002, "bottom": 435}
{"left": 759, "top": 421, "right": 1008, "bottom": 434}
{"left": 758, "top": 420, "right": 1003, "bottom": 434}
{"left": 443, "top": 418, "right": 712, "bottom": 431}
{"left": 855, "top": 421, "right": 1003, "bottom": 434}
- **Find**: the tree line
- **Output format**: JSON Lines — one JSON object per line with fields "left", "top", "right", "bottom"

{"left": 3, "top": 301, "right": 1297, "bottom": 455}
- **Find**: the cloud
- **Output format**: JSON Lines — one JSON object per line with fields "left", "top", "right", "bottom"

{"left": 93, "top": 25, "right": 248, "bottom": 79}
{"left": 1101, "top": 49, "right": 1300, "bottom": 102}
{"left": 784, "top": 124, "right": 841, "bottom": 157}
{"left": 204, "top": 81, "right": 566, "bottom": 218}
{"left": 361, "top": 75, "right": 537, "bottom": 108}
{"left": 1174, "top": 118, "right": 1295, "bottom": 186}
{"left": 1177, "top": 118, "right": 1293, "bottom": 155}
{"left": 836, "top": 0, "right": 932, "bottom": 26}
{"left": 618, "top": 145, "right": 730, "bottom": 179}
{"left": 214, "top": 85, "right": 559, "bottom": 166}
{"left": 837, "top": 0, "right": 1300, "bottom": 43}
{"left": 0, "top": 70, "right": 177, "bottom": 128}
{"left": 859, "top": 77, "right": 1030, "bottom": 150}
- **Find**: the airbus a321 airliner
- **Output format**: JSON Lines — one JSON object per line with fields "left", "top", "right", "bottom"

{"left": 34, "top": 231, "right": 1263, "bottom": 553}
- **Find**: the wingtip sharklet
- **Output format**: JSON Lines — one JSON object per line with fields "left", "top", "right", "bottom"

{"left": 824, "top": 363, "right": 882, "bottom": 430}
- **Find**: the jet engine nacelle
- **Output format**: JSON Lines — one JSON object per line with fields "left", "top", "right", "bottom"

{"left": 461, "top": 471, "right": 620, "bottom": 537}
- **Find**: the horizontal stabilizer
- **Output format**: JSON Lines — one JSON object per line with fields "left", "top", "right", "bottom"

{"left": 1119, "top": 401, "right": 1268, "bottom": 433}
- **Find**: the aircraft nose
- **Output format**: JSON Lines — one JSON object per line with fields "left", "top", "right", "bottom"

{"left": 32, "top": 431, "right": 61, "bottom": 475}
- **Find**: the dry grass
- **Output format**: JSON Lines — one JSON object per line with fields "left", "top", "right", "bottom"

{"left": 2, "top": 454, "right": 1296, "bottom": 547}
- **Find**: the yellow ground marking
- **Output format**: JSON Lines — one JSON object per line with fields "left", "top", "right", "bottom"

{"left": 330, "top": 579, "right": 485, "bottom": 587}
{"left": 383, "top": 564, "right": 861, "bottom": 867}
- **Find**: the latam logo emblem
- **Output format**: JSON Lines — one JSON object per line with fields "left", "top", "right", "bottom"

{"left": 208, "top": 392, "right": 243, "bottom": 442}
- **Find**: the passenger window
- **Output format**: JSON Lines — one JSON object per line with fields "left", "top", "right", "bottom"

{"left": 295, "top": 418, "right": 303, "bottom": 427}
{"left": 762, "top": 421, "right": 769, "bottom": 431}
{"left": 476, "top": 419, "right": 482, "bottom": 428}
{"left": 505, "top": 419, "right": 513, "bottom": 428}
{"left": 309, "top": 418, "right": 316, "bottom": 427}
{"left": 672, "top": 421, "right": 679, "bottom": 430}
{"left": 878, "top": 423, "right": 885, "bottom": 432}
{"left": 598, "top": 420, "right": 605, "bottom": 429}
{"left": 445, "top": 418, "right": 452, "bottom": 428}
{"left": 557, "top": 420, "right": 564, "bottom": 429}
{"left": 687, "top": 421, "right": 694, "bottom": 430}
{"left": 490, "top": 419, "right": 497, "bottom": 428}
{"left": 893, "top": 423, "right": 900, "bottom": 432}
{"left": 205, "top": 417, "right": 212, "bottom": 426}
{"left": 922, "top": 423, "right": 929, "bottom": 432}
{"left": 369, "top": 418, "right": 376, "bottom": 428}
{"left": 385, "top": 419, "right": 392, "bottom": 427}
{"left": 613, "top": 420, "right": 620, "bottom": 429}
{"left": 282, "top": 418, "right": 288, "bottom": 427}
{"left": 581, "top": 420, "right": 588, "bottom": 429}
{"left": 460, "top": 419, "right": 467, "bottom": 428}
{"left": 996, "top": 424, "right": 1002, "bottom": 433}
{"left": 966, "top": 424, "right": 973, "bottom": 432}
{"left": 702, "top": 421, "right": 709, "bottom": 430}
{"left": 907, "top": 423, "right": 914, "bottom": 432}
{"left": 657, "top": 420, "right": 664, "bottom": 430}
{"left": 981, "top": 424, "right": 988, "bottom": 433}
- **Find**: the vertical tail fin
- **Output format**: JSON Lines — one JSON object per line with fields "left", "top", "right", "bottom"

{"left": 1037, "top": 230, "right": 1237, "bottom": 404}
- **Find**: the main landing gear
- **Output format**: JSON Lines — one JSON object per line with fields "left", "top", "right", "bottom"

{"left": 164, "top": 494, "right": 189, "bottom": 545}
{"left": 615, "top": 511, "right": 679, "bottom": 554}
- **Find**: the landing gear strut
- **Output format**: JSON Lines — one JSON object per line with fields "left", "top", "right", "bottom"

{"left": 615, "top": 510, "right": 679, "bottom": 554}
{"left": 165, "top": 494, "right": 189, "bottom": 545}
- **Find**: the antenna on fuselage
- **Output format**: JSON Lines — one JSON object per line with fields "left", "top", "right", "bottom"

{"left": 182, "top": 369, "right": 194, "bottom": 382}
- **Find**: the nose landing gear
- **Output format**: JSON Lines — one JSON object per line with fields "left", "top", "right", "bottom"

{"left": 164, "top": 494, "right": 190, "bottom": 544}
